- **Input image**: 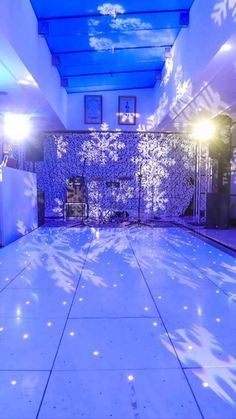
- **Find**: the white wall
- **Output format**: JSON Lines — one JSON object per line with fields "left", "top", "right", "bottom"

{"left": 152, "top": 0, "right": 236, "bottom": 130}
{"left": 0, "top": 0, "right": 67, "bottom": 128}
{"left": 67, "top": 88, "right": 154, "bottom": 131}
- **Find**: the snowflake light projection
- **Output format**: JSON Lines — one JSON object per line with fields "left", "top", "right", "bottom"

{"left": 89, "top": 37, "right": 113, "bottom": 50}
{"left": 111, "top": 181, "right": 134, "bottom": 204}
{"left": 110, "top": 18, "right": 152, "bottom": 31}
{"left": 24, "top": 174, "right": 37, "bottom": 207}
{"left": 29, "top": 128, "right": 194, "bottom": 220}
{"left": 152, "top": 92, "right": 169, "bottom": 128}
{"left": 97, "top": 3, "right": 125, "bottom": 18}
{"left": 161, "top": 325, "right": 236, "bottom": 404}
{"left": 161, "top": 47, "right": 175, "bottom": 86}
{"left": 16, "top": 220, "right": 37, "bottom": 236}
{"left": 169, "top": 65, "right": 193, "bottom": 117}
{"left": 170, "top": 83, "right": 229, "bottom": 129}
{"left": 17, "top": 228, "right": 92, "bottom": 293}
{"left": 201, "top": 262, "right": 236, "bottom": 302}
{"left": 79, "top": 123, "right": 125, "bottom": 165}
{"left": 54, "top": 135, "right": 68, "bottom": 159}
{"left": 88, "top": 19, "right": 100, "bottom": 27}
{"left": 17, "top": 220, "right": 27, "bottom": 236}
{"left": 211, "top": 0, "right": 236, "bottom": 25}
{"left": 132, "top": 133, "right": 194, "bottom": 215}
{"left": 52, "top": 198, "right": 64, "bottom": 216}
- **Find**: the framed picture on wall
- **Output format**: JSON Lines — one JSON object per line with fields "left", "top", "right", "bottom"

{"left": 118, "top": 96, "right": 136, "bottom": 125}
{"left": 84, "top": 95, "right": 102, "bottom": 124}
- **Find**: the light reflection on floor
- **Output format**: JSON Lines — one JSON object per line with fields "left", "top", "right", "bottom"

{"left": 0, "top": 225, "right": 236, "bottom": 418}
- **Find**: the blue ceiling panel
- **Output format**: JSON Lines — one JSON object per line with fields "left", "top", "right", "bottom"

{"left": 30, "top": 1, "right": 195, "bottom": 18}
{"left": 61, "top": 62, "right": 163, "bottom": 78}
{"left": 67, "top": 70, "right": 158, "bottom": 93}
{"left": 29, "top": 0, "right": 196, "bottom": 92}
{"left": 40, "top": 13, "right": 184, "bottom": 37}
{"left": 58, "top": 48, "right": 165, "bottom": 70}
{"left": 47, "top": 29, "right": 179, "bottom": 53}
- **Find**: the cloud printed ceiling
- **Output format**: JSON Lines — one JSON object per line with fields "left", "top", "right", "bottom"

{"left": 29, "top": 0, "right": 196, "bottom": 93}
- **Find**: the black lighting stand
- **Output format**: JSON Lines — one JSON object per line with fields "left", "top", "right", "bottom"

{"left": 126, "top": 163, "right": 150, "bottom": 227}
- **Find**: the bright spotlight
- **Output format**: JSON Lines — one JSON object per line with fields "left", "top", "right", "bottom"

{"left": 220, "top": 43, "right": 232, "bottom": 52}
{"left": 4, "top": 113, "right": 31, "bottom": 143}
{"left": 192, "top": 119, "right": 215, "bottom": 142}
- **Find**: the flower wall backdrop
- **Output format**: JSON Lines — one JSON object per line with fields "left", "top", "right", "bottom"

{"left": 25, "top": 127, "right": 195, "bottom": 221}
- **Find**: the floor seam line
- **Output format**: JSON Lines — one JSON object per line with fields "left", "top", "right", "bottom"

{"left": 127, "top": 232, "right": 205, "bottom": 419}
{"left": 35, "top": 233, "right": 93, "bottom": 419}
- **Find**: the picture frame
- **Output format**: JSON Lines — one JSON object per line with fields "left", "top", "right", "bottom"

{"left": 118, "top": 96, "right": 136, "bottom": 125}
{"left": 84, "top": 95, "right": 102, "bottom": 124}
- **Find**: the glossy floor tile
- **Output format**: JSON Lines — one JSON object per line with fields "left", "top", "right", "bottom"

{"left": 1, "top": 224, "right": 236, "bottom": 418}
{"left": 0, "top": 317, "right": 65, "bottom": 370}
{"left": 38, "top": 369, "right": 202, "bottom": 419}
{"left": 54, "top": 318, "right": 179, "bottom": 370}
{"left": 0, "top": 371, "right": 49, "bottom": 419}
{"left": 70, "top": 276, "right": 158, "bottom": 317}
{"left": 185, "top": 367, "right": 236, "bottom": 418}
{"left": 0, "top": 288, "right": 75, "bottom": 318}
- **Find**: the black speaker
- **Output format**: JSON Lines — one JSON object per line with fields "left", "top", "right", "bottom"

{"left": 206, "top": 193, "right": 219, "bottom": 228}
{"left": 218, "top": 193, "right": 230, "bottom": 229}
{"left": 37, "top": 190, "right": 45, "bottom": 226}
{"left": 206, "top": 192, "right": 230, "bottom": 229}
{"left": 25, "top": 134, "right": 44, "bottom": 162}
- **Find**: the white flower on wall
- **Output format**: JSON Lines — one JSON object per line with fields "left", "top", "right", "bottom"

{"left": 110, "top": 18, "right": 151, "bottom": 31}
{"left": 54, "top": 135, "right": 68, "bottom": 159}
{"left": 98, "top": 3, "right": 125, "bottom": 18}
{"left": 24, "top": 174, "right": 37, "bottom": 207}
{"left": 211, "top": 0, "right": 236, "bottom": 25}
{"left": 79, "top": 123, "right": 125, "bottom": 165}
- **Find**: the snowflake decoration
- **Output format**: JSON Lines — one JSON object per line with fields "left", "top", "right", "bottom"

{"left": 54, "top": 135, "right": 68, "bottom": 159}
{"left": 88, "top": 19, "right": 100, "bottom": 27}
{"left": 111, "top": 182, "right": 134, "bottom": 204}
{"left": 24, "top": 174, "right": 37, "bottom": 207}
{"left": 87, "top": 181, "right": 104, "bottom": 221}
{"left": 98, "top": 3, "right": 125, "bottom": 18}
{"left": 17, "top": 220, "right": 27, "bottom": 235}
{"left": 89, "top": 37, "right": 113, "bottom": 50}
{"left": 161, "top": 47, "right": 175, "bottom": 86}
{"left": 231, "top": 148, "right": 236, "bottom": 172}
{"left": 110, "top": 18, "right": 151, "bottom": 31}
{"left": 52, "top": 198, "right": 64, "bottom": 216}
{"left": 153, "top": 92, "right": 169, "bottom": 127}
{"left": 79, "top": 123, "right": 125, "bottom": 165}
{"left": 170, "top": 83, "right": 229, "bottom": 128}
{"left": 211, "top": 0, "right": 236, "bottom": 25}
{"left": 169, "top": 65, "right": 193, "bottom": 117}
{"left": 161, "top": 325, "right": 236, "bottom": 404}
{"left": 132, "top": 133, "right": 174, "bottom": 213}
